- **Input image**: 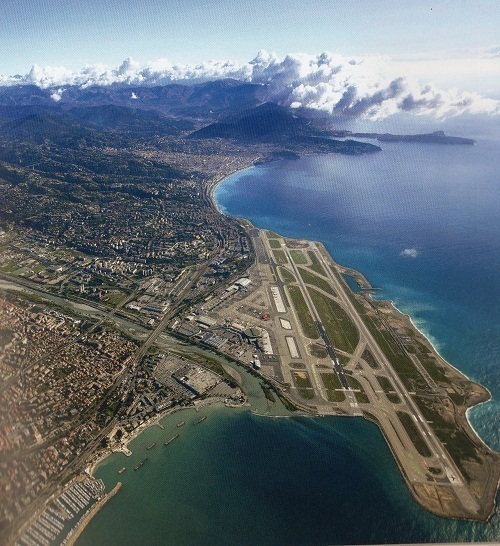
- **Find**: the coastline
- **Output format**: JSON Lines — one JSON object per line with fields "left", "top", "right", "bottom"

{"left": 73, "top": 157, "right": 497, "bottom": 541}
{"left": 211, "top": 163, "right": 495, "bottom": 436}
{"left": 62, "top": 482, "right": 122, "bottom": 546}
{"left": 87, "top": 404, "right": 202, "bottom": 477}
{"left": 210, "top": 161, "right": 499, "bottom": 521}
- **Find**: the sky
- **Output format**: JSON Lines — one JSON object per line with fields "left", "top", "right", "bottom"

{"left": 1, "top": 0, "right": 499, "bottom": 119}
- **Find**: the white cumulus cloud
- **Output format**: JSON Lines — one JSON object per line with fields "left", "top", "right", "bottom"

{"left": 50, "top": 89, "right": 63, "bottom": 102}
{"left": 1, "top": 50, "right": 499, "bottom": 119}
{"left": 400, "top": 248, "right": 419, "bottom": 258}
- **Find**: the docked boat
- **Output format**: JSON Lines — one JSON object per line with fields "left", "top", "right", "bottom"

{"left": 134, "top": 457, "right": 148, "bottom": 471}
{"left": 164, "top": 434, "right": 179, "bottom": 446}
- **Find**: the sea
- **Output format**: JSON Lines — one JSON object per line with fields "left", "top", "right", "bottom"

{"left": 78, "top": 114, "right": 499, "bottom": 545}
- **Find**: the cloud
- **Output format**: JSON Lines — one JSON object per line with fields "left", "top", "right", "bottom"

{"left": 1, "top": 50, "right": 498, "bottom": 119}
{"left": 400, "top": 248, "right": 419, "bottom": 258}
{"left": 50, "top": 89, "right": 63, "bottom": 102}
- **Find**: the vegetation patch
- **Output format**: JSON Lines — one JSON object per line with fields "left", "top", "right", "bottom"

{"left": 362, "top": 348, "right": 380, "bottom": 369}
{"left": 418, "top": 354, "right": 449, "bottom": 383}
{"left": 347, "top": 376, "right": 369, "bottom": 403}
{"left": 396, "top": 411, "right": 432, "bottom": 458}
{"left": 272, "top": 249, "right": 288, "bottom": 265}
{"left": 327, "top": 390, "right": 346, "bottom": 402}
{"left": 337, "top": 353, "right": 350, "bottom": 365}
{"left": 321, "top": 372, "right": 343, "bottom": 390}
{"left": 306, "top": 251, "right": 327, "bottom": 276}
{"left": 284, "top": 238, "right": 307, "bottom": 249}
{"left": 362, "top": 314, "right": 427, "bottom": 392}
{"left": 268, "top": 239, "right": 282, "bottom": 249}
{"left": 308, "top": 288, "right": 359, "bottom": 352}
{"left": 415, "top": 396, "right": 481, "bottom": 481}
{"left": 298, "top": 267, "right": 336, "bottom": 296}
{"left": 261, "top": 383, "right": 276, "bottom": 403}
{"left": 298, "top": 388, "right": 315, "bottom": 400}
{"left": 309, "top": 343, "right": 328, "bottom": 359}
{"left": 292, "top": 371, "right": 313, "bottom": 389}
{"left": 290, "top": 249, "right": 307, "bottom": 264}
{"left": 277, "top": 392, "right": 297, "bottom": 411}
{"left": 278, "top": 267, "right": 296, "bottom": 283}
{"left": 376, "top": 375, "right": 401, "bottom": 404}
{"left": 287, "top": 285, "right": 318, "bottom": 339}
{"left": 266, "top": 230, "right": 280, "bottom": 239}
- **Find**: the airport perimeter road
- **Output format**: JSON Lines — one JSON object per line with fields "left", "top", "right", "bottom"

{"left": 311, "top": 244, "right": 481, "bottom": 515}
{"left": 280, "top": 243, "right": 359, "bottom": 410}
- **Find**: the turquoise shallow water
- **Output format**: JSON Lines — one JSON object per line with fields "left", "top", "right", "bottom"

{"left": 79, "top": 118, "right": 499, "bottom": 544}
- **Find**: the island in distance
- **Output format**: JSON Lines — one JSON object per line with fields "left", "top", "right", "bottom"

{"left": 348, "top": 130, "right": 476, "bottom": 145}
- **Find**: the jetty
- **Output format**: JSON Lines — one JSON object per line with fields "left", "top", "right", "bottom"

{"left": 63, "top": 482, "right": 122, "bottom": 546}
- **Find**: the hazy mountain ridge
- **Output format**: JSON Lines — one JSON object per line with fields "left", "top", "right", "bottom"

{"left": 0, "top": 80, "right": 474, "bottom": 153}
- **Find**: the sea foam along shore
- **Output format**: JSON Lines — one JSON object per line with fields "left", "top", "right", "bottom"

{"left": 212, "top": 161, "right": 496, "bottom": 457}
{"left": 376, "top": 293, "right": 494, "bottom": 451}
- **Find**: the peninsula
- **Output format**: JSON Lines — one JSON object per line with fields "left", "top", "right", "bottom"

{"left": 0, "top": 79, "right": 497, "bottom": 545}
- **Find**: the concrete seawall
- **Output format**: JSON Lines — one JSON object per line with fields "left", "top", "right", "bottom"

{"left": 63, "top": 482, "right": 122, "bottom": 546}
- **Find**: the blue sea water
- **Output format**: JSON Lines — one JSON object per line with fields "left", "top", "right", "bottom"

{"left": 80, "top": 116, "right": 499, "bottom": 545}
{"left": 215, "top": 116, "right": 500, "bottom": 452}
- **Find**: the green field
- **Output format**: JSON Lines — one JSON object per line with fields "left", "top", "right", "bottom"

{"left": 298, "top": 267, "right": 336, "bottom": 296}
{"left": 418, "top": 354, "right": 449, "bottom": 383}
{"left": 292, "top": 371, "right": 313, "bottom": 389}
{"left": 307, "top": 251, "right": 327, "bottom": 276}
{"left": 321, "top": 372, "right": 343, "bottom": 390}
{"left": 347, "top": 376, "right": 369, "bottom": 403}
{"left": 308, "top": 343, "right": 328, "bottom": 359}
{"left": 362, "top": 348, "right": 380, "bottom": 369}
{"left": 287, "top": 286, "right": 318, "bottom": 339}
{"left": 321, "top": 372, "right": 346, "bottom": 402}
{"left": 376, "top": 375, "right": 401, "bottom": 404}
{"left": 415, "top": 396, "right": 481, "bottom": 480}
{"left": 396, "top": 411, "right": 432, "bottom": 458}
{"left": 268, "top": 239, "right": 282, "bottom": 249}
{"left": 278, "top": 267, "right": 296, "bottom": 283}
{"left": 308, "top": 288, "right": 359, "bottom": 352}
{"left": 298, "top": 389, "right": 315, "bottom": 399}
{"left": 272, "top": 249, "right": 288, "bottom": 265}
{"left": 290, "top": 250, "right": 307, "bottom": 264}
{"left": 362, "top": 314, "right": 427, "bottom": 392}
{"left": 327, "top": 390, "right": 346, "bottom": 402}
